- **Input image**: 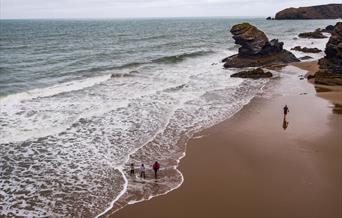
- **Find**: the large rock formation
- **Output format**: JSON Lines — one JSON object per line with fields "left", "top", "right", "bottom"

{"left": 223, "top": 23, "right": 299, "bottom": 68}
{"left": 275, "top": 4, "right": 342, "bottom": 20}
{"left": 315, "top": 22, "right": 342, "bottom": 85}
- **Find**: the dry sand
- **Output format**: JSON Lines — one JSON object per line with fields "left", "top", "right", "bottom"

{"left": 108, "top": 63, "right": 342, "bottom": 218}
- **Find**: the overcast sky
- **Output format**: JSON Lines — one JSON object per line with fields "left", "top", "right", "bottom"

{"left": 1, "top": 0, "right": 339, "bottom": 19}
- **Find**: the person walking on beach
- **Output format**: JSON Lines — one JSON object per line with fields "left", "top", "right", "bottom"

{"left": 283, "top": 105, "right": 289, "bottom": 117}
{"left": 140, "top": 164, "right": 146, "bottom": 179}
{"left": 153, "top": 161, "right": 160, "bottom": 179}
{"left": 130, "top": 163, "right": 135, "bottom": 176}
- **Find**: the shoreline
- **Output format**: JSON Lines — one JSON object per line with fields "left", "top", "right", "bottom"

{"left": 107, "top": 61, "right": 342, "bottom": 218}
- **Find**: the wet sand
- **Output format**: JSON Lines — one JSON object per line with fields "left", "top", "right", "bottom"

{"left": 108, "top": 64, "right": 342, "bottom": 218}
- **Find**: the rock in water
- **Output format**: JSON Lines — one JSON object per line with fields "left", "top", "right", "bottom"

{"left": 275, "top": 4, "right": 342, "bottom": 20}
{"left": 298, "top": 29, "right": 327, "bottom": 39}
{"left": 231, "top": 68, "right": 273, "bottom": 79}
{"left": 223, "top": 23, "right": 299, "bottom": 68}
{"left": 291, "top": 46, "right": 322, "bottom": 53}
{"left": 315, "top": 22, "right": 342, "bottom": 85}
{"left": 299, "top": 56, "right": 313, "bottom": 60}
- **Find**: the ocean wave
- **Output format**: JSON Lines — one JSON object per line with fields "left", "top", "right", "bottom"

{"left": 152, "top": 50, "right": 214, "bottom": 64}
{"left": 110, "top": 70, "right": 140, "bottom": 78}
{"left": 0, "top": 74, "right": 111, "bottom": 104}
{"left": 115, "top": 61, "right": 149, "bottom": 69}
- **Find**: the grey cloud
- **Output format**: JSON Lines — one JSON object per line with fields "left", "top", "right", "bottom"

{"left": 1, "top": 0, "right": 339, "bottom": 19}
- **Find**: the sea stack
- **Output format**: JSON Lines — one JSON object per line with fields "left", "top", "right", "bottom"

{"left": 223, "top": 23, "right": 299, "bottom": 68}
{"left": 315, "top": 22, "right": 342, "bottom": 85}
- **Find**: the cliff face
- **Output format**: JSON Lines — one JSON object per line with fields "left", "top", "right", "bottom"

{"left": 315, "top": 22, "right": 342, "bottom": 86}
{"left": 275, "top": 4, "right": 342, "bottom": 20}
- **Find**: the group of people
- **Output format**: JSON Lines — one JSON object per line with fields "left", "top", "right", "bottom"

{"left": 130, "top": 161, "right": 160, "bottom": 179}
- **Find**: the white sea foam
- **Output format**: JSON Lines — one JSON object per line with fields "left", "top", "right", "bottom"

{"left": 0, "top": 74, "right": 111, "bottom": 105}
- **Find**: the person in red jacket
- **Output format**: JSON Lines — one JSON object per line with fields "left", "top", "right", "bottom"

{"left": 153, "top": 161, "right": 160, "bottom": 179}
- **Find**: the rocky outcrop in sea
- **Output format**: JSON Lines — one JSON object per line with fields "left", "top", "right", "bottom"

{"left": 315, "top": 22, "right": 342, "bottom": 86}
{"left": 275, "top": 4, "right": 342, "bottom": 20}
{"left": 291, "top": 46, "right": 322, "bottom": 53}
{"left": 298, "top": 29, "right": 327, "bottom": 39}
{"left": 223, "top": 23, "right": 299, "bottom": 68}
{"left": 231, "top": 68, "right": 272, "bottom": 79}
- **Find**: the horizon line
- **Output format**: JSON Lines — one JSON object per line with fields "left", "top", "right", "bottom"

{"left": 0, "top": 16, "right": 268, "bottom": 20}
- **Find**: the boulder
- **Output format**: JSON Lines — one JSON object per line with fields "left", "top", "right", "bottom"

{"left": 291, "top": 46, "right": 322, "bottom": 53}
{"left": 315, "top": 22, "right": 342, "bottom": 85}
{"left": 322, "top": 25, "right": 335, "bottom": 33}
{"left": 275, "top": 4, "right": 342, "bottom": 20}
{"left": 231, "top": 68, "right": 272, "bottom": 79}
{"left": 299, "top": 56, "right": 313, "bottom": 60}
{"left": 223, "top": 23, "right": 299, "bottom": 68}
{"left": 298, "top": 29, "right": 327, "bottom": 39}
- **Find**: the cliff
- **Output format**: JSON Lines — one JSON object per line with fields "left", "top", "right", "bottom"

{"left": 275, "top": 4, "right": 342, "bottom": 20}
{"left": 315, "top": 22, "right": 342, "bottom": 86}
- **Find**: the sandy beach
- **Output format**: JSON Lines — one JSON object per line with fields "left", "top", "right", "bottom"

{"left": 108, "top": 62, "right": 342, "bottom": 218}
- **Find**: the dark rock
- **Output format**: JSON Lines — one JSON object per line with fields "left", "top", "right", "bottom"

{"left": 322, "top": 25, "right": 335, "bottom": 33}
{"left": 223, "top": 23, "right": 299, "bottom": 68}
{"left": 307, "top": 74, "right": 316, "bottom": 80}
{"left": 299, "top": 56, "right": 313, "bottom": 60}
{"left": 315, "top": 22, "right": 342, "bottom": 85}
{"left": 231, "top": 68, "right": 273, "bottom": 79}
{"left": 275, "top": 4, "right": 342, "bottom": 20}
{"left": 291, "top": 46, "right": 322, "bottom": 53}
{"left": 230, "top": 23, "right": 269, "bottom": 57}
{"left": 315, "top": 71, "right": 342, "bottom": 85}
{"left": 298, "top": 29, "right": 327, "bottom": 39}
{"left": 266, "top": 17, "right": 274, "bottom": 20}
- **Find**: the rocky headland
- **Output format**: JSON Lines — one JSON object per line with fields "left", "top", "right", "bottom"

{"left": 222, "top": 23, "right": 299, "bottom": 69}
{"left": 275, "top": 4, "right": 342, "bottom": 20}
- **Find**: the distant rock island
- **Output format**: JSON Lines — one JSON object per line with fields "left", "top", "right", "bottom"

{"left": 275, "top": 4, "right": 342, "bottom": 20}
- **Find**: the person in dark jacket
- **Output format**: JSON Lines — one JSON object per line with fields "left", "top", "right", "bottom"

{"left": 130, "top": 163, "right": 135, "bottom": 176}
{"left": 283, "top": 105, "right": 289, "bottom": 117}
{"left": 152, "top": 161, "right": 160, "bottom": 179}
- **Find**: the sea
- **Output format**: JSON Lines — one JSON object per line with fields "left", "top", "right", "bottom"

{"left": 0, "top": 18, "right": 337, "bottom": 217}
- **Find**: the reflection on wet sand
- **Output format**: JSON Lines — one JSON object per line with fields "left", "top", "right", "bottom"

{"left": 282, "top": 116, "right": 289, "bottom": 130}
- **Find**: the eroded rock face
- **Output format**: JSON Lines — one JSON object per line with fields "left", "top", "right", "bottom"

{"left": 223, "top": 23, "right": 299, "bottom": 68}
{"left": 291, "top": 46, "right": 322, "bottom": 53}
{"left": 231, "top": 68, "right": 272, "bottom": 79}
{"left": 275, "top": 4, "right": 342, "bottom": 20}
{"left": 315, "top": 22, "right": 342, "bottom": 85}
{"left": 230, "top": 23, "right": 269, "bottom": 57}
